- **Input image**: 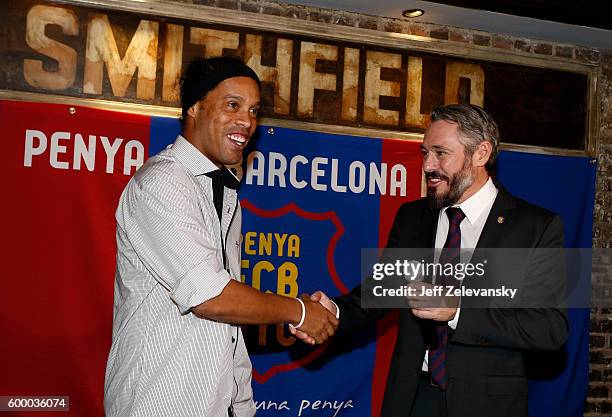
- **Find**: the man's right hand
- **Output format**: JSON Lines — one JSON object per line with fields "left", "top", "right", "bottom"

{"left": 293, "top": 294, "right": 339, "bottom": 344}
{"left": 290, "top": 291, "right": 338, "bottom": 345}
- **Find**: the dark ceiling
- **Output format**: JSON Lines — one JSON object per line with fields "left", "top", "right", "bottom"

{"left": 428, "top": 0, "right": 611, "bottom": 30}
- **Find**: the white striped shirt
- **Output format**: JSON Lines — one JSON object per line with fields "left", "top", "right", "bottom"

{"left": 105, "top": 135, "right": 255, "bottom": 417}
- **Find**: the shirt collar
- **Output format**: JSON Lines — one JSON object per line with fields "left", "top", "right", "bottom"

{"left": 444, "top": 177, "right": 498, "bottom": 225}
{"left": 172, "top": 135, "right": 238, "bottom": 181}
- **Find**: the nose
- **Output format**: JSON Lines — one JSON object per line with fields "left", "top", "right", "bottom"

{"left": 422, "top": 153, "right": 438, "bottom": 172}
{"left": 236, "top": 109, "right": 253, "bottom": 130}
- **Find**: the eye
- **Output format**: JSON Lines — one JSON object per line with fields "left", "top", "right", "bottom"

{"left": 249, "top": 107, "right": 259, "bottom": 116}
{"left": 435, "top": 150, "right": 447, "bottom": 157}
{"left": 227, "top": 101, "right": 239, "bottom": 110}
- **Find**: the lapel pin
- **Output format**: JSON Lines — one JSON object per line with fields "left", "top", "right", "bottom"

{"left": 497, "top": 216, "right": 505, "bottom": 224}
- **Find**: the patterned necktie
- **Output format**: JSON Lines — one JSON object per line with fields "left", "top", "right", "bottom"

{"left": 428, "top": 207, "right": 466, "bottom": 390}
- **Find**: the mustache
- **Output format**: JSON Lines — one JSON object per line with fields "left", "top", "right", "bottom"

{"left": 425, "top": 171, "right": 449, "bottom": 182}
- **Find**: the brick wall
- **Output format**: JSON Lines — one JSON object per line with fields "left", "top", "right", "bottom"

{"left": 589, "top": 53, "right": 612, "bottom": 416}
{"left": 182, "top": 0, "right": 612, "bottom": 414}
{"left": 185, "top": 0, "right": 603, "bottom": 62}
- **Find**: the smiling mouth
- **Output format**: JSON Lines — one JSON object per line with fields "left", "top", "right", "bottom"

{"left": 227, "top": 133, "right": 248, "bottom": 147}
{"left": 426, "top": 174, "right": 448, "bottom": 187}
{"left": 427, "top": 178, "right": 444, "bottom": 187}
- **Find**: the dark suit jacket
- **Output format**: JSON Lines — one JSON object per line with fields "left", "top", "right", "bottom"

{"left": 334, "top": 185, "right": 569, "bottom": 417}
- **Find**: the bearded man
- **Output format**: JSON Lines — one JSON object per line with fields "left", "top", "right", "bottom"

{"left": 293, "top": 103, "right": 569, "bottom": 417}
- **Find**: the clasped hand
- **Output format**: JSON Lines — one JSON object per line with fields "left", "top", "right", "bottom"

{"left": 290, "top": 291, "right": 338, "bottom": 345}
{"left": 407, "top": 282, "right": 458, "bottom": 321}
{"left": 292, "top": 293, "right": 339, "bottom": 345}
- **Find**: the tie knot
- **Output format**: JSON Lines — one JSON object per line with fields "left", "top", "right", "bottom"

{"left": 445, "top": 207, "right": 466, "bottom": 225}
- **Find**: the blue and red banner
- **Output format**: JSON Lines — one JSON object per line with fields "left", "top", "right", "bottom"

{"left": 0, "top": 100, "right": 593, "bottom": 417}
{"left": 150, "top": 116, "right": 423, "bottom": 416}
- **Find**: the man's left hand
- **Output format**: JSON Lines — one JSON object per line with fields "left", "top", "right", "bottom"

{"left": 407, "top": 282, "right": 458, "bottom": 321}
{"left": 412, "top": 307, "right": 457, "bottom": 321}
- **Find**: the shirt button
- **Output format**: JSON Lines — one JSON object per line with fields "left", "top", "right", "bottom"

{"left": 231, "top": 337, "right": 236, "bottom": 343}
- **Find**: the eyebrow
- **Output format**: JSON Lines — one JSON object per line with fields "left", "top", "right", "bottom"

{"left": 420, "top": 144, "right": 451, "bottom": 152}
{"left": 223, "top": 95, "right": 260, "bottom": 107}
{"left": 223, "top": 94, "right": 244, "bottom": 101}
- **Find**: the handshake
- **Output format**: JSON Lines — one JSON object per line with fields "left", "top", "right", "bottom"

{"left": 289, "top": 291, "right": 338, "bottom": 345}
{"left": 285, "top": 283, "right": 458, "bottom": 345}
{"left": 286, "top": 283, "right": 459, "bottom": 346}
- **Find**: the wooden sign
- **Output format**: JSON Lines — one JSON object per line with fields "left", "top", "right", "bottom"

{"left": 0, "top": 0, "right": 593, "bottom": 150}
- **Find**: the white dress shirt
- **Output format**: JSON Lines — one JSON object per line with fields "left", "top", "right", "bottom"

{"left": 422, "top": 177, "right": 498, "bottom": 370}
{"left": 105, "top": 136, "right": 255, "bottom": 417}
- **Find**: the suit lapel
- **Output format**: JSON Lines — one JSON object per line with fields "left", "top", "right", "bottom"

{"left": 417, "top": 203, "right": 440, "bottom": 344}
{"left": 418, "top": 204, "right": 439, "bottom": 286}
{"left": 475, "top": 183, "right": 517, "bottom": 249}
{"left": 461, "top": 183, "right": 518, "bottom": 297}
{"left": 421, "top": 204, "right": 440, "bottom": 248}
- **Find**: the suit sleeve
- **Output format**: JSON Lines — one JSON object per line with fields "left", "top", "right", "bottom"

{"left": 332, "top": 204, "right": 413, "bottom": 334}
{"left": 451, "top": 215, "right": 569, "bottom": 350}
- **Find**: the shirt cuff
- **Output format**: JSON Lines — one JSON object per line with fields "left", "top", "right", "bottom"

{"left": 328, "top": 299, "right": 340, "bottom": 319}
{"left": 448, "top": 307, "right": 461, "bottom": 329}
{"left": 170, "top": 260, "right": 232, "bottom": 314}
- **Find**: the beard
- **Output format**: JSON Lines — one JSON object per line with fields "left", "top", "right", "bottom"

{"left": 426, "top": 158, "right": 474, "bottom": 210}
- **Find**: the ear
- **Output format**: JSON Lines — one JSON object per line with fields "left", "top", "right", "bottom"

{"left": 472, "top": 141, "right": 492, "bottom": 168}
{"left": 186, "top": 102, "right": 200, "bottom": 119}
